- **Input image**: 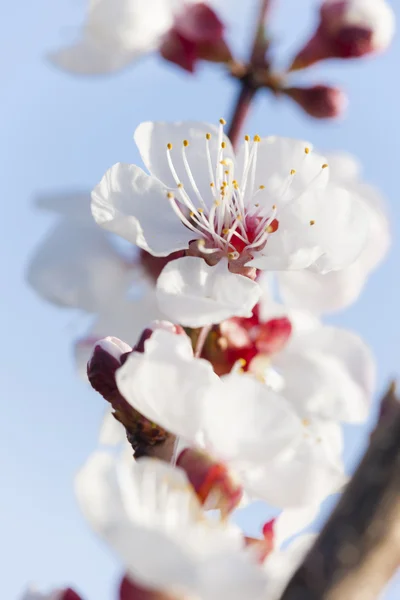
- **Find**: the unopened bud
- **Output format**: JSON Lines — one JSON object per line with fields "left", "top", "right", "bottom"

{"left": 290, "top": 0, "right": 395, "bottom": 70}
{"left": 119, "top": 576, "right": 175, "bottom": 600}
{"left": 22, "top": 588, "right": 83, "bottom": 600}
{"left": 160, "top": 3, "right": 232, "bottom": 73}
{"left": 87, "top": 335, "right": 170, "bottom": 458}
{"left": 285, "top": 85, "right": 348, "bottom": 119}
{"left": 177, "top": 448, "right": 243, "bottom": 516}
{"left": 61, "top": 591, "right": 83, "bottom": 600}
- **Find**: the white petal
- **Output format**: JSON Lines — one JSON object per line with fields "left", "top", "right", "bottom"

{"left": 116, "top": 329, "right": 219, "bottom": 440}
{"left": 134, "top": 121, "right": 236, "bottom": 203}
{"left": 92, "top": 162, "right": 196, "bottom": 255}
{"left": 198, "top": 554, "right": 268, "bottom": 600}
{"left": 250, "top": 185, "right": 369, "bottom": 273}
{"left": 278, "top": 325, "right": 375, "bottom": 423}
{"left": 156, "top": 257, "right": 261, "bottom": 327}
{"left": 200, "top": 373, "right": 303, "bottom": 463}
{"left": 49, "top": 0, "right": 174, "bottom": 75}
{"left": 274, "top": 505, "right": 320, "bottom": 547}
{"left": 75, "top": 452, "right": 241, "bottom": 592}
{"left": 26, "top": 220, "right": 132, "bottom": 312}
{"left": 236, "top": 137, "right": 329, "bottom": 200}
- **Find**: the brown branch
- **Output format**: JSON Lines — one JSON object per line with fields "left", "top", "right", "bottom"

{"left": 227, "top": 0, "right": 272, "bottom": 148}
{"left": 279, "top": 383, "right": 400, "bottom": 600}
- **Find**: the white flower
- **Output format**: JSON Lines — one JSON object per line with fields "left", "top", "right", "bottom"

{"left": 276, "top": 152, "right": 390, "bottom": 313}
{"left": 116, "top": 330, "right": 346, "bottom": 508}
{"left": 75, "top": 451, "right": 268, "bottom": 599}
{"left": 92, "top": 121, "right": 369, "bottom": 325}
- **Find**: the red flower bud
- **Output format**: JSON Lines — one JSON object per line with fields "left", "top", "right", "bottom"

{"left": 177, "top": 448, "right": 243, "bottom": 516}
{"left": 290, "top": 0, "right": 395, "bottom": 70}
{"left": 160, "top": 3, "right": 232, "bottom": 73}
{"left": 285, "top": 85, "right": 347, "bottom": 119}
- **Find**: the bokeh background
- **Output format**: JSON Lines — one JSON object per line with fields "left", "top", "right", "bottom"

{"left": 1, "top": 0, "right": 399, "bottom": 598}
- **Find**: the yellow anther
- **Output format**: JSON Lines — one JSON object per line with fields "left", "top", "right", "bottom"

{"left": 197, "top": 239, "right": 205, "bottom": 247}
{"left": 167, "top": 192, "right": 174, "bottom": 199}
{"left": 222, "top": 181, "right": 228, "bottom": 187}
{"left": 322, "top": 163, "right": 329, "bottom": 169}
{"left": 290, "top": 169, "right": 296, "bottom": 175}
{"left": 259, "top": 185, "right": 265, "bottom": 190}
{"left": 310, "top": 219, "right": 315, "bottom": 226}
{"left": 183, "top": 139, "right": 189, "bottom": 147}
{"left": 220, "top": 159, "right": 228, "bottom": 165}
{"left": 225, "top": 170, "right": 229, "bottom": 175}
{"left": 219, "top": 118, "right": 226, "bottom": 125}
{"left": 228, "top": 252, "right": 236, "bottom": 259}
{"left": 266, "top": 225, "right": 275, "bottom": 233}
{"left": 253, "top": 134, "right": 261, "bottom": 143}
{"left": 178, "top": 183, "right": 183, "bottom": 188}
{"left": 210, "top": 182, "right": 214, "bottom": 187}
{"left": 221, "top": 141, "right": 226, "bottom": 149}
{"left": 206, "top": 133, "right": 211, "bottom": 140}
{"left": 244, "top": 135, "right": 250, "bottom": 142}
{"left": 198, "top": 208, "right": 204, "bottom": 213}
{"left": 302, "top": 418, "right": 310, "bottom": 427}
{"left": 304, "top": 147, "right": 310, "bottom": 154}
{"left": 272, "top": 204, "right": 277, "bottom": 210}
{"left": 234, "top": 184, "right": 239, "bottom": 189}
{"left": 167, "top": 143, "right": 173, "bottom": 150}
{"left": 222, "top": 228, "right": 230, "bottom": 235}
{"left": 232, "top": 180, "right": 238, "bottom": 185}
{"left": 214, "top": 200, "right": 220, "bottom": 207}
{"left": 238, "top": 358, "right": 247, "bottom": 367}
{"left": 190, "top": 211, "right": 195, "bottom": 217}
{"left": 237, "top": 215, "right": 242, "bottom": 221}
{"left": 255, "top": 203, "right": 260, "bottom": 207}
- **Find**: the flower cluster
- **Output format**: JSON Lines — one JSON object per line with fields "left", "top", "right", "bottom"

{"left": 24, "top": 0, "right": 396, "bottom": 598}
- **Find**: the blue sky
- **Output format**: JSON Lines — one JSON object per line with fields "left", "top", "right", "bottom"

{"left": 1, "top": 0, "right": 399, "bottom": 598}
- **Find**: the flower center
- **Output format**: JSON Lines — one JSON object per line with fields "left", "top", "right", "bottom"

{"left": 165, "top": 120, "right": 325, "bottom": 263}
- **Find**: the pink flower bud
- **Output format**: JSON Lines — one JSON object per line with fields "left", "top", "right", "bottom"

{"left": 177, "top": 448, "right": 243, "bottom": 516}
{"left": 160, "top": 3, "right": 232, "bottom": 73}
{"left": 285, "top": 85, "right": 347, "bottom": 119}
{"left": 290, "top": 0, "right": 395, "bottom": 70}
{"left": 119, "top": 576, "right": 174, "bottom": 600}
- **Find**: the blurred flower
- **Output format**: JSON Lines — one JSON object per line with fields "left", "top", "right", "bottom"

{"left": 284, "top": 85, "right": 348, "bottom": 119}
{"left": 92, "top": 120, "right": 369, "bottom": 326}
{"left": 116, "top": 329, "right": 346, "bottom": 508}
{"left": 76, "top": 453, "right": 268, "bottom": 599}
{"left": 26, "top": 192, "right": 134, "bottom": 313}
{"left": 119, "top": 576, "right": 175, "bottom": 600}
{"left": 276, "top": 152, "right": 390, "bottom": 313}
{"left": 290, "top": 0, "right": 395, "bottom": 70}
{"left": 49, "top": 0, "right": 230, "bottom": 75}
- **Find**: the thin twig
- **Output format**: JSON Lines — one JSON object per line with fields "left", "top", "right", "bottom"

{"left": 279, "top": 383, "right": 400, "bottom": 600}
{"left": 227, "top": 0, "right": 272, "bottom": 148}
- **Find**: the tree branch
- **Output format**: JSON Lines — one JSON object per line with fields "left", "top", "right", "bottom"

{"left": 279, "top": 383, "right": 400, "bottom": 600}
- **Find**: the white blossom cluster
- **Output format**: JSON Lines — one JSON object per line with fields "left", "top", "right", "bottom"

{"left": 24, "top": 0, "right": 396, "bottom": 598}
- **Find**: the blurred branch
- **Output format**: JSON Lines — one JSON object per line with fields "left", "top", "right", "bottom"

{"left": 227, "top": 0, "right": 272, "bottom": 148}
{"left": 279, "top": 382, "right": 400, "bottom": 600}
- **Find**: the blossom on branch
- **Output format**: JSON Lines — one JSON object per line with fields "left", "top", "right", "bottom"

{"left": 290, "top": 0, "right": 395, "bottom": 70}
{"left": 49, "top": 0, "right": 231, "bottom": 75}
{"left": 116, "top": 329, "right": 347, "bottom": 508}
{"left": 92, "top": 121, "right": 369, "bottom": 326}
